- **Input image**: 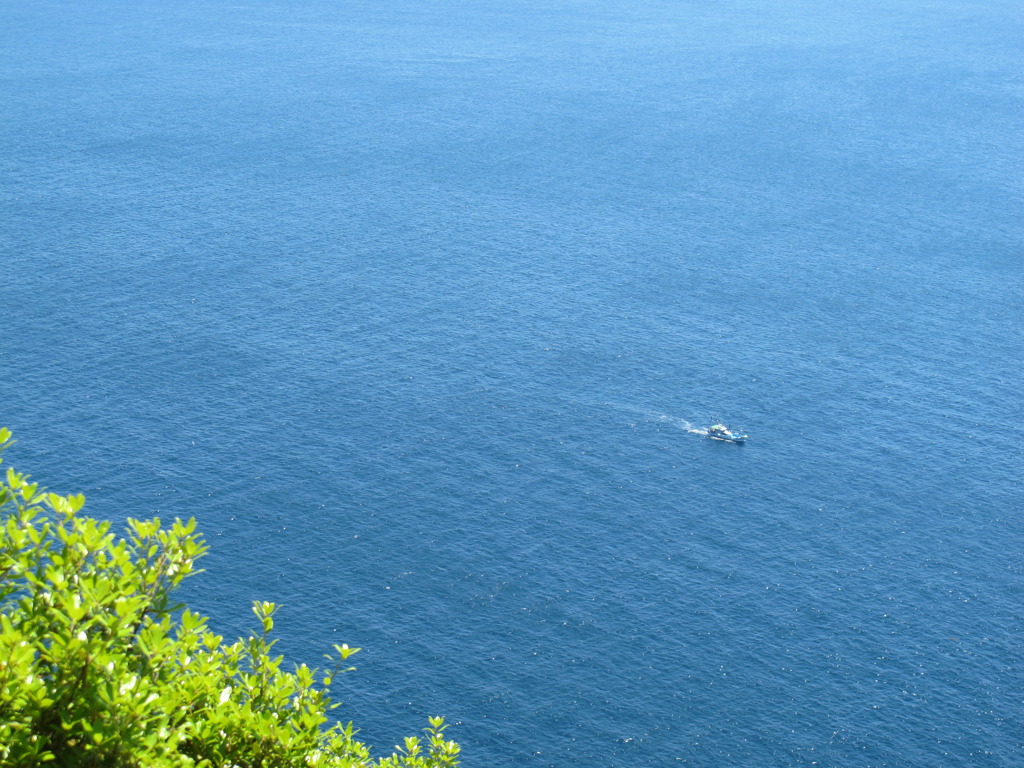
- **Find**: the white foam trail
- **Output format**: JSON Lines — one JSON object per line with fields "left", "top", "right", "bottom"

{"left": 605, "top": 403, "right": 707, "bottom": 435}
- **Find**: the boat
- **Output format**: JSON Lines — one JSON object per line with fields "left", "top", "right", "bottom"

{"left": 707, "top": 422, "right": 747, "bottom": 443}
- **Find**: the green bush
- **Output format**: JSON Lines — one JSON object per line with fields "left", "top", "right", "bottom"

{"left": 0, "top": 428, "right": 459, "bottom": 768}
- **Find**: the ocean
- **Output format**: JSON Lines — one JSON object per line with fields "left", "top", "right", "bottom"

{"left": 2, "top": 0, "right": 1021, "bottom": 765}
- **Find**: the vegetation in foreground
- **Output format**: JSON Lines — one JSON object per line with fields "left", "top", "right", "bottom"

{"left": 0, "top": 428, "right": 459, "bottom": 767}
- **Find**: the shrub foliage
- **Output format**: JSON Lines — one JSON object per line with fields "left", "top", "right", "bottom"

{"left": 0, "top": 429, "right": 459, "bottom": 767}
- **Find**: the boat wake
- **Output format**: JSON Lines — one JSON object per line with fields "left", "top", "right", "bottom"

{"left": 606, "top": 403, "right": 709, "bottom": 436}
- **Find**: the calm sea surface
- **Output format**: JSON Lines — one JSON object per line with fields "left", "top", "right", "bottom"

{"left": 2, "top": 1, "right": 1022, "bottom": 765}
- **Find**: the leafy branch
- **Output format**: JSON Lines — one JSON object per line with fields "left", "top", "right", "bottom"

{"left": 0, "top": 429, "right": 459, "bottom": 768}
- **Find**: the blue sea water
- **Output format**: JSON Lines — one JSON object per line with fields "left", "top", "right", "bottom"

{"left": 2, "top": 0, "right": 1022, "bottom": 765}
